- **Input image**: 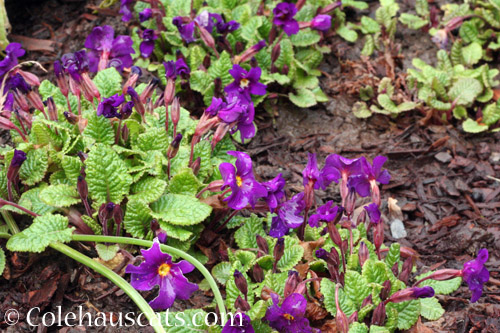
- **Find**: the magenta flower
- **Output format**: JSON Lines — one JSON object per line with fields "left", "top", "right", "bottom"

{"left": 0, "top": 43, "right": 25, "bottom": 79}
{"left": 120, "top": 0, "right": 134, "bottom": 22}
{"left": 175, "top": 58, "right": 190, "bottom": 78}
{"left": 224, "top": 64, "right": 266, "bottom": 103}
{"left": 139, "top": 8, "right": 153, "bottom": 22}
{"left": 194, "top": 11, "right": 223, "bottom": 34}
{"left": 217, "top": 20, "right": 240, "bottom": 34}
{"left": 269, "top": 192, "right": 305, "bottom": 238}
{"left": 324, "top": 154, "right": 361, "bottom": 180}
{"left": 97, "top": 94, "right": 125, "bottom": 118}
{"left": 386, "top": 286, "right": 435, "bottom": 303}
{"left": 139, "top": 29, "right": 158, "bottom": 58}
{"left": 217, "top": 94, "right": 256, "bottom": 141}
{"left": 462, "top": 248, "right": 489, "bottom": 303}
{"left": 364, "top": 203, "right": 381, "bottom": 224}
{"left": 10, "top": 149, "right": 27, "bottom": 168}
{"left": 262, "top": 173, "right": 286, "bottom": 212}
{"left": 219, "top": 151, "right": 267, "bottom": 210}
{"left": 273, "top": 2, "right": 299, "bottom": 36}
{"left": 61, "top": 50, "right": 89, "bottom": 81}
{"left": 222, "top": 312, "right": 254, "bottom": 333}
{"left": 173, "top": 17, "right": 196, "bottom": 43}
{"left": 303, "top": 153, "right": 320, "bottom": 187}
{"left": 125, "top": 240, "right": 198, "bottom": 310}
{"left": 206, "top": 97, "right": 225, "bottom": 116}
{"left": 350, "top": 156, "right": 391, "bottom": 197}
{"left": 264, "top": 293, "right": 316, "bottom": 333}
{"left": 311, "top": 15, "right": 332, "bottom": 31}
{"left": 84, "top": 25, "right": 134, "bottom": 72}
{"left": 309, "top": 201, "right": 340, "bottom": 227}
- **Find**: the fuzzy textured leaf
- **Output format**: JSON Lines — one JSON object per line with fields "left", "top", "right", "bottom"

{"left": 420, "top": 297, "right": 445, "bottom": 320}
{"left": 150, "top": 194, "right": 212, "bottom": 226}
{"left": 40, "top": 184, "right": 80, "bottom": 208}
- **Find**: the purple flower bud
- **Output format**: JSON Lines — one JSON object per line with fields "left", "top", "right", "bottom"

{"left": 234, "top": 295, "right": 251, "bottom": 312}
{"left": 252, "top": 263, "right": 264, "bottom": 283}
{"left": 386, "top": 286, "right": 435, "bottom": 304}
{"left": 364, "top": 203, "right": 381, "bottom": 224}
{"left": 359, "top": 242, "right": 369, "bottom": 267}
{"left": 284, "top": 271, "right": 301, "bottom": 298}
{"left": 173, "top": 17, "right": 196, "bottom": 43}
{"left": 139, "top": 8, "right": 153, "bottom": 22}
{"left": 167, "top": 133, "right": 183, "bottom": 159}
{"left": 190, "top": 157, "right": 201, "bottom": 176}
{"left": 310, "top": 14, "right": 332, "bottom": 31}
{"left": 371, "top": 302, "right": 386, "bottom": 326}
{"left": 256, "top": 235, "right": 269, "bottom": 255}
{"left": 462, "top": 248, "right": 489, "bottom": 303}
{"left": 163, "top": 61, "right": 177, "bottom": 80}
{"left": 97, "top": 94, "right": 125, "bottom": 118}
{"left": 233, "top": 270, "right": 248, "bottom": 298}
{"left": 64, "top": 111, "right": 78, "bottom": 124}
{"left": 273, "top": 238, "right": 285, "bottom": 272}
{"left": 171, "top": 97, "right": 180, "bottom": 126}
{"left": 139, "top": 29, "right": 158, "bottom": 58}
{"left": 380, "top": 280, "right": 392, "bottom": 301}
{"left": 238, "top": 40, "right": 266, "bottom": 64}
{"left": 120, "top": 101, "right": 134, "bottom": 119}
{"left": 127, "top": 86, "right": 145, "bottom": 117}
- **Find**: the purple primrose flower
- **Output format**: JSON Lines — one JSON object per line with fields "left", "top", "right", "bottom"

{"left": 175, "top": 58, "right": 190, "bottom": 78}
{"left": 264, "top": 293, "right": 317, "bottom": 333}
{"left": 11, "top": 149, "right": 27, "bottom": 168}
{"left": 139, "top": 29, "right": 158, "bottom": 58}
{"left": 262, "top": 173, "right": 286, "bottom": 212}
{"left": 222, "top": 312, "right": 254, "bottom": 333}
{"left": 97, "top": 93, "right": 125, "bottom": 118}
{"left": 173, "top": 17, "right": 196, "bottom": 43}
{"left": 0, "top": 43, "right": 25, "bottom": 79}
{"left": 217, "top": 20, "right": 240, "bottom": 34}
{"left": 139, "top": 8, "right": 153, "bottom": 22}
{"left": 219, "top": 151, "right": 267, "bottom": 210}
{"left": 364, "top": 203, "right": 381, "bottom": 224}
{"left": 125, "top": 239, "right": 198, "bottom": 310}
{"left": 224, "top": 64, "right": 267, "bottom": 103}
{"left": 350, "top": 156, "right": 391, "bottom": 197}
{"left": 84, "top": 25, "right": 134, "bottom": 72}
{"left": 311, "top": 15, "right": 332, "bottom": 31}
{"left": 61, "top": 50, "right": 89, "bottom": 81}
{"left": 217, "top": 94, "right": 256, "bottom": 141}
{"left": 269, "top": 192, "right": 305, "bottom": 238}
{"left": 462, "top": 248, "right": 489, "bottom": 303}
{"left": 120, "top": 0, "right": 134, "bottom": 22}
{"left": 309, "top": 201, "right": 341, "bottom": 228}
{"left": 273, "top": 2, "right": 300, "bottom": 36}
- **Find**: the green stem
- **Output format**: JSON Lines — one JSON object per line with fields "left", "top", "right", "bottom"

{"left": 71, "top": 234, "right": 227, "bottom": 325}
{"left": 50, "top": 242, "right": 166, "bottom": 333}
{"left": 1, "top": 211, "right": 20, "bottom": 234}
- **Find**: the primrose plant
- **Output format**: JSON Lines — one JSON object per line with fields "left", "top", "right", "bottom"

{"left": 198, "top": 152, "right": 491, "bottom": 332}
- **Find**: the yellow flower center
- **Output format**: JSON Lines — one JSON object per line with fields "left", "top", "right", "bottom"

{"left": 157, "top": 263, "right": 171, "bottom": 277}
{"left": 236, "top": 175, "right": 243, "bottom": 187}
{"left": 283, "top": 313, "right": 295, "bottom": 321}
{"left": 240, "top": 78, "right": 250, "bottom": 88}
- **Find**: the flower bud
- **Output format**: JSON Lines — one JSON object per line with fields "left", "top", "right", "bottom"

{"left": 167, "top": 133, "right": 183, "bottom": 159}
{"left": 64, "top": 111, "right": 78, "bottom": 124}
{"left": 348, "top": 311, "right": 358, "bottom": 324}
{"left": 164, "top": 79, "right": 176, "bottom": 107}
{"left": 190, "top": 157, "right": 201, "bottom": 176}
{"left": 335, "top": 284, "right": 349, "bottom": 333}
{"left": 235, "top": 41, "right": 244, "bottom": 54}
{"left": 271, "top": 43, "right": 281, "bottom": 63}
{"left": 386, "top": 286, "right": 435, "bottom": 304}
{"left": 284, "top": 271, "right": 300, "bottom": 298}
{"left": 77, "top": 175, "right": 88, "bottom": 200}
{"left": 140, "top": 77, "right": 160, "bottom": 104}
{"left": 195, "top": 23, "right": 216, "bottom": 52}
{"left": 256, "top": 235, "right": 269, "bottom": 254}
{"left": 273, "top": 238, "right": 285, "bottom": 272}
{"left": 123, "top": 66, "right": 142, "bottom": 95}
{"left": 361, "top": 294, "right": 372, "bottom": 308}
{"left": 359, "top": 242, "right": 369, "bottom": 267}
{"left": 113, "top": 204, "right": 123, "bottom": 235}
{"left": 45, "top": 97, "right": 58, "bottom": 122}
{"left": 371, "top": 302, "right": 386, "bottom": 326}
{"left": 281, "top": 65, "right": 289, "bottom": 75}
{"left": 237, "top": 40, "right": 266, "bottom": 64}
{"left": 202, "top": 55, "right": 211, "bottom": 70}
{"left": 327, "top": 222, "right": 342, "bottom": 248}
{"left": 399, "top": 257, "right": 413, "bottom": 285}
{"left": 373, "top": 220, "right": 384, "bottom": 251}
{"left": 357, "top": 209, "right": 366, "bottom": 226}
{"left": 171, "top": 97, "right": 180, "bottom": 128}
{"left": 233, "top": 270, "right": 248, "bottom": 299}
{"left": 213, "top": 77, "right": 222, "bottom": 98}
{"left": 252, "top": 263, "right": 264, "bottom": 283}
{"left": 157, "top": 231, "right": 168, "bottom": 244}
{"left": 234, "top": 295, "right": 251, "bottom": 311}
{"left": 345, "top": 187, "right": 357, "bottom": 217}
{"left": 127, "top": 86, "right": 145, "bottom": 118}
{"left": 7, "top": 149, "right": 27, "bottom": 183}
{"left": 121, "top": 124, "right": 129, "bottom": 143}
{"left": 380, "top": 280, "right": 391, "bottom": 301}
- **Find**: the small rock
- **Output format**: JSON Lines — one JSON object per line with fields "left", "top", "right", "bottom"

{"left": 434, "top": 152, "right": 452, "bottom": 163}
{"left": 490, "top": 152, "right": 500, "bottom": 165}
{"left": 390, "top": 218, "right": 407, "bottom": 239}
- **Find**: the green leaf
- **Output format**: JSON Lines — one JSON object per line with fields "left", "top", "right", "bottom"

{"left": 387, "top": 299, "right": 420, "bottom": 330}
{"left": 378, "top": 78, "right": 394, "bottom": 96}
{"left": 350, "top": 322, "right": 369, "bottom": 333}
{"left": 271, "top": 236, "right": 304, "bottom": 271}
{"left": 336, "top": 25, "right": 358, "bottom": 42}
{"left": 415, "top": 271, "right": 462, "bottom": 294}
{"left": 62, "top": 156, "right": 83, "bottom": 186}
{"left": 124, "top": 200, "right": 152, "bottom": 239}
{"left": 241, "top": 16, "right": 263, "bottom": 42}
{"left": 40, "top": 184, "right": 80, "bottom": 208}
{"left": 130, "top": 177, "right": 167, "bottom": 203}
{"left": 188, "top": 45, "right": 207, "bottom": 71}
{"left": 83, "top": 113, "right": 115, "bottom": 145}
{"left": 85, "top": 144, "right": 133, "bottom": 205}
{"left": 385, "top": 243, "right": 400, "bottom": 269}
{"left": 0, "top": 247, "right": 4, "bottom": 275}
{"left": 274, "top": 39, "right": 294, "bottom": 69}
{"left": 377, "top": 94, "right": 398, "bottom": 113}
{"left": 82, "top": 215, "right": 102, "bottom": 235}
{"left": 362, "top": 259, "right": 387, "bottom": 285}
{"left": 7, "top": 214, "right": 74, "bottom": 253}
{"left": 399, "top": 13, "right": 428, "bottom": 30}
{"left": 462, "top": 118, "right": 489, "bottom": 133}
{"left": 461, "top": 42, "right": 483, "bottom": 66}
{"left": 208, "top": 51, "right": 233, "bottom": 86}
{"left": 344, "top": 270, "right": 371, "bottom": 307}
{"left": 361, "top": 16, "right": 381, "bottom": 34}
{"left": 248, "top": 300, "right": 267, "bottom": 321}
{"left": 448, "top": 78, "right": 483, "bottom": 105}
{"left": 18, "top": 186, "right": 57, "bottom": 215}
{"left": 93, "top": 67, "right": 123, "bottom": 98}
{"left": 290, "top": 28, "right": 321, "bottom": 47}
{"left": 234, "top": 250, "right": 256, "bottom": 272}
{"left": 289, "top": 88, "right": 317, "bottom": 107}
{"left": 482, "top": 103, "right": 500, "bottom": 125}
{"left": 161, "top": 309, "right": 208, "bottom": 332}
{"left": 150, "top": 194, "right": 212, "bottom": 226}
{"left": 95, "top": 244, "right": 119, "bottom": 261}
{"left": 189, "top": 70, "right": 212, "bottom": 94}
{"left": 233, "top": 214, "right": 266, "bottom": 249}
{"left": 19, "top": 148, "right": 48, "bottom": 186}
{"left": 212, "top": 261, "right": 232, "bottom": 284}
{"left": 255, "top": 271, "right": 288, "bottom": 297}
{"left": 420, "top": 297, "right": 445, "bottom": 320}
{"left": 135, "top": 127, "right": 169, "bottom": 152}
{"left": 169, "top": 168, "right": 202, "bottom": 196}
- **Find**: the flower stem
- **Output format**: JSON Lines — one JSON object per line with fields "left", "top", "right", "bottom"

{"left": 1, "top": 211, "right": 20, "bottom": 234}
{"left": 71, "top": 234, "right": 228, "bottom": 325}
{"left": 50, "top": 242, "right": 166, "bottom": 333}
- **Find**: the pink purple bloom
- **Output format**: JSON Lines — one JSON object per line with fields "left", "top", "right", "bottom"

{"left": 125, "top": 239, "right": 198, "bottom": 309}
{"left": 97, "top": 93, "right": 125, "bottom": 118}
{"left": 222, "top": 312, "right": 254, "bottom": 333}
{"left": 310, "top": 15, "right": 332, "bottom": 31}
{"left": 219, "top": 151, "right": 267, "bottom": 210}
{"left": 139, "top": 8, "right": 153, "bottom": 22}
{"left": 61, "top": 50, "right": 89, "bottom": 81}
{"left": 173, "top": 17, "right": 196, "bottom": 43}
{"left": 462, "top": 248, "right": 489, "bottom": 303}
{"left": 175, "top": 58, "right": 190, "bottom": 78}
{"left": 309, "top": 201, "right": 341, "bottom": 227}
{"left": 194, "top": 11, "right": 222, "bottom": 34}
{"left": 364, "top": 203, "right": 381, "bottom": 224}
{"left": 224, "top": 64, "right": 266, "bottom": 103}
{"left": 350, "top": 156, "right": 391, "bottom": 197}
{"left": 217, "top": 94, "right": 256, "bottom": 141}
{"left": 273, "top": 2, "right": 300, "bottom": 36}
{"left": 217, "top": 20, "right": 240, "bottom": 34}
{"left": 264, "top": 293, "right": 316, "bottom": 333}
{"left": 120, "top": 0, "right": 134, "bottom": 22}
{"left": 10, "top": 149, "right": 27, "bottom": 168}
{"left": 0, "top": 43, "right": 25, "bottom": 79}
{"left": 269, "top": 192, "right": 305, "bottom": 238}
{"left": 386, "top": 286, "right": 435, "bottom": 303}
{"left": 84, "top": 25, "right": 134, "bottom": 72}
{"left": 139, "top": 29, "right": 158, "bottom": 58}
{"left": 303, "top": 153, "right": 320, "bottom": 187}
{"left": 262, "top": 173, "right": 286, "bottom": 212}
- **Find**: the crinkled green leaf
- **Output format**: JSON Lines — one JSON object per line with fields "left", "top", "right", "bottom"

{"left": 208, "top": 51, "right": 234, "bottom": 86}
{"left": 169, "top": 168, "right": 203, "bottom": 196}
{"left": 62, "top": 155, "right": 83, "bottom": 186}
{"left": 336, "top": 25, "right": 358, "bottom": 42}
{"left": 129, "top": 177, "right": 167, "bottom": 203}
{"left": 93, "top": 67, "right": 123, "bottom": 98}
{"left": 387, "top": 299, "right": 420, "bottom": 330}
{"left": 135, "top": 127, "right": 169, "bottom": 152}
{"left": 349, "top": 322, "right": 369, "bottom": 333}
{"left": 7, "top": 214, "right": 74, "bottom": 253}
{"left": 19, "top": 185, "right": 57, "bottom": 215}
{"left": 83, "top": 113, "right": 115, "bottom": 145}
{"left": 415, "top": 271, "right": 462, "bottom": 294}
{"left": 385, "top": 243, "right": 400, "bottom": 269}
{"left": 462, "top": 118, "right": 489, "bottom": 133}
{"left": 0, "top": 247, "right": 5, "bottom": 275}
{"left": 124, "top": 200, "right": 152, "bottom": 239}
{"left": 420, "top": 297, "right": 445, "bottom": 320}
{"left": 448, "top": 77, "right": 483, "bottom": 105}
{"left": 290, "top": 28, "right": 321, "bottom": 47}
{"left": 150, "top": 194, "right": 212, "bottom": 226}
{"left": 482, "top": 103, "right": 500, "bottom": 125}
{"left": 85, "top": 144, "right": 132, "bottom": 204}
{"left": 234, "top": 214, "right": 267, "bottom": 249}
{"left": 461, "top": 42, "right": 483, "bottom": 66}
{"left": 19, "top": 148, "right": 48, "bottom": 186}
{"left": 40, "top": 184, "right": 80, "bottom": 208}
{"left": 96, "top": 243, "right": 119, "bottom": 261}
{"left": 212, "top": 261, "right": 232, "bottom": 284}
{"left": 362, "top": 259, "right": 388, "bottom": 285}
{"left": 399, "top": 13, "right": 428, "bottom": 29}
{"left": 289, "top": 88, "right": 317, "bottom": 108}
{"left": 345, "top": 270, "right": 371, "bottom": 307}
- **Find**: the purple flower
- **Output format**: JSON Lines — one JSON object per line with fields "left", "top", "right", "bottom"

{"left": 217, "top": 20, "right": 240, "bottom": 34}
{"left": 350, "top": 156, "right": 391, "bottom": 197}
{"left": 311, "top": 15, "right": 332, "bottom": 31}
{"left": 219, "top": 151, "right": 267, "bottom": 210}
{"left": 97, "top": 94, "right": 125, "bottom": 118}
{"left": 139, "top": 8, "right": 153, "bottom": 22}
{"left": 412, "top": 286, "right": 435, "bottom": 298}
{"left": 139, "top": 29, "right": 158, "bottom": 58}
{"left": 61, "top": 50, "right": 89, "bottom": 81}
{"left": 462, "top": 248, "right": 489, "bottom": 303}
{"left": 194, "top": 11, "right": 223, "bottom": 34}
{"left": 163, "top": 61, "right": 177, "bottom": 80}
{"left": 84, "top": 25, "right": 134, "bottom": 72}
{"left": 11, "top": 149, "right": 27, "bottom": 168}
{"left": 9, "top": 73, "right": 31, "bottom": 94}
{"left": 218, "top": 94, "right": 256, "bottom": 141}
{"left": 387, "top": 286, "right": 435, "bottom": 303}
{"left": 264, "top": 293, "right": 316, "bottom": 333}
{"left": 309, "top": 201, "right": 340, "bottom": 227}
{"left": 125, "top": 240, "right": 198, "bottom": 310}
{"left": 262, "top": 173, "right": 286, "bottom": 212}
{"left": 206, "top": 97, "right": 224, "bottom": 116}
{"left": 324, "top": 154, "right": 361, "bottom": 180}
{"left": 0, "top": 43, "right": 25, "bottom": 79}
{"left": 269, "top": 192, "right": 305, "bottom": 238}
{"left": 222, "top": 312, "right": 254, "bottom": 333}
{"left": 364, "top": 203, "right": 381, "bottom": 224}
{"left": 175, "top": 58, "right": 190, "bottom": 78}
{"left": 120, "top": 0, "right": 134, "bottom": 22}
{"left": 224, "top": 64, "right": 267, "bottom": 103}
{"left": 303, "top": 153, "right": 320, "bottom": 187}
{"left": 273, "top": 2, "right": 300, "bottom": 36}
{"left": 173, "top": 17, "right": 196, "bottom": 43}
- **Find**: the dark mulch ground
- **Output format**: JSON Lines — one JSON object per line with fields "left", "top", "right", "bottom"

{"left": 1, "top": 0, "right": 499, "bottom": 332}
